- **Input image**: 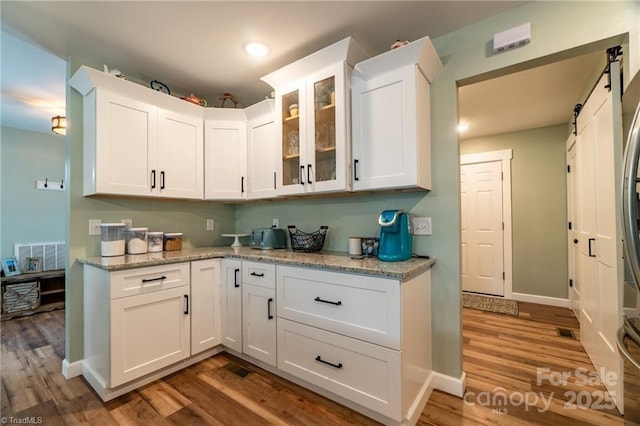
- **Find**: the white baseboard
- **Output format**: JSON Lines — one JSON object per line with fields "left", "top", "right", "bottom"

{"left": 432, "top": 371, "right": 467, "bottom": 397}
{"left": 62, "top": 358, "right": 83, "bottom": 379}
{"left": 512, "top": 292, "right": 569, "bottom": 308}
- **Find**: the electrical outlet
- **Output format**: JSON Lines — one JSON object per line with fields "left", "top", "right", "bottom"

{"left": 89, "top": 219, "right": 102, "bottom": 236}
{"left": 272, "top": 218, "right": 279, "bottom": 228}
{"left": 206, "top": 219, "right": 215, "bottom": 231}
{"left": 412, "top": 217, "right": 432, "bottom": 236}
{"left": 121, "top": 219, "right": 133, "bottom": 228}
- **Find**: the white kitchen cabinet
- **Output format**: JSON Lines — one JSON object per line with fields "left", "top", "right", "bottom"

{"left": 83, "top": 262, "right": 192, "bottom": 391}
{"left": 246, "top": 100, "right": 278, "bottom": 199}
{"left": 69, "top": 65, "right": 204, "bottom": 199}
{"left": 261, "top": 37, "right": 368, "bottom": 196}
{"left": 190, "top": 259, "right": 222, "bottom": 355}
{"left": 276, "top": 265, "right": 432, "bottom": 424}
{"left": 241, "top": 261, "right": 277, "bottom": 366}
{"left": 221, "top": 259, "right": 243, "bottom": 353}
{"left": 351, "top": 36, "right": 442, "bottom": 191}
{"left": 204, "top": 109, "right": 248, "bottom": 200}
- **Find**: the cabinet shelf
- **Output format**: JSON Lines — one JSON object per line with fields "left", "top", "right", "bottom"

{"left": 284, "top": 153, "right": 301, "bottom": 160}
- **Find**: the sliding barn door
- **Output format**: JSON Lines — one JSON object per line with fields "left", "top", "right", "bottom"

{"left": 575, "top": 59, "right": 623, "bottom": 412}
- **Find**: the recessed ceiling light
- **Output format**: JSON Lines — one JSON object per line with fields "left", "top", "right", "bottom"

{"left": 457, "top": 123, "right": 470, "bottom": 133}
{"left": 244, "top": 42, "right": 270, "bottom": 57}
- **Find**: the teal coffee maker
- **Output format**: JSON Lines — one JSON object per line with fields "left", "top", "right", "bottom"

{"left": 378, "top": 210, "right": 413, "bottom": 261}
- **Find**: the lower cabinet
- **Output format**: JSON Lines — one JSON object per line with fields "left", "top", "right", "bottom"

{"left": 83, "top": 260, "right": 221, "bottom": 398}
{"left": 190, "top": 259, "right": 222, "bottom": 354}
{"left": 110, "top": 286, "right": 190, "bottom": 387}
{"left": 277, "top": 318, "right": 401, "bottom": 419}
{"left": 241, "top": 261, "right": 277, "bottom": 366}
{"left": 276, "top": 264, "right": 432, "bottom": 423}
{"left": 221, "top": 259, "right": 243, "bottom": 352}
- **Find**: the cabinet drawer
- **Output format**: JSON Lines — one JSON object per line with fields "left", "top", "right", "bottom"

{"left": 110, "top": 263, "right": 190, "bottom": 299}
{"left": 242, "top": 261, "right": 275, "bottom": 288}
{"left": 277, "top": 266, "right": 400, "bottom": 349}
{"left": 277, "top": 318, "right": 401, "bottom": 421}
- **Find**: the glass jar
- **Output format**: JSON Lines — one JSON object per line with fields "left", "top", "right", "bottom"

{"left": 163, "top": 232, "right": 183, "bottom": 251}
{"left": 100, "top": 223, "right": 125, "bottom": 257}
{"left": 126, "top": 227, "right": 148, "bottom": 254}
{"left": 147, "top": 231, "right": 164, "bottom": 253}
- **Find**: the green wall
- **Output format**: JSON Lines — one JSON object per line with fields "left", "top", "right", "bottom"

{"left": 461, "top": 125, "right": 569, "bottom": 299}
{"left": 64, "top": 1, "right": 640, "bottom": 385}
{"left": 1, "top": 126, "right": 67, "bottom": 258}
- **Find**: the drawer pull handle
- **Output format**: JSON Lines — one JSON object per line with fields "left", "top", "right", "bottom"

{"left": 184, "top": 295, "right": 189, "bottom": 315}
{"left": 250, "top": 272, "right": 265, "bottom": 277}
{"left": 142, "top": 276, "right": 167, "bottom": 283}
{"left": 314, "top": 296, "right": 342, "bottom": 306}
{"left": 267, "top": 297, "right": 274, "bottom": 320}
{"left": 315, "top": 356, "right": 343, "bottom": 369}
{"left": 234, "top": 268, "right": 240, "bottom": 288}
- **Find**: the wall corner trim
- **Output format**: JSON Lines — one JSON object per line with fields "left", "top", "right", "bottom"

{"left": 432, "top": 370, "right": 467, "bottom": 397}
{"left": 62, "top": 358, "right": 83, "bottom": 379}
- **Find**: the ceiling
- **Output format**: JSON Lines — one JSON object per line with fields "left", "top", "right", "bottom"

{"left": 0, "top": 1, "right": 606, "bottom": 139}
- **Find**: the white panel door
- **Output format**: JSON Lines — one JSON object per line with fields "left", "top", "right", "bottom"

{"left": 221, "top": 259, "right": 243, "bottom": 353}
{"left": 95, "top": 90, "right": 157, "bottom": 196}
{"left": 204, "top": 119, "right": 247, "bottom": 200}
{"left": 190, "top": 259, "right": 221, "bottom": 355}
{"left": 461, "top": 161, "right": 504, "bottom": 296}
{"left": 566, "top": 136, "right": 581, "bottom": 318}
{"left": 110, "top": 286, "right": 190, "bottom": 387}
{"left": 242, "top": 283, "right": 276, "bottom": 366}
{"left": 247, "top": 114, "right": 277, "bottom": 199}
{"left": 576, "top": 62, "right": 623, "bottom": 412}
{"left": 157, "top": 109, "right": 204, "bottom": 199}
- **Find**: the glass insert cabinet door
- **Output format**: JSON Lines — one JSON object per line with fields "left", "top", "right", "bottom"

{"left": 281, "top": 87, "right": 302, "bottom": 188}
{"left": 313, "top": 76, "right": 336, "bottom": 183}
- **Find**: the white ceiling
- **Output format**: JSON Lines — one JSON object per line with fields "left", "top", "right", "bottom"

{"left": 0, "top": 1, "right": 607, "bottom": 139}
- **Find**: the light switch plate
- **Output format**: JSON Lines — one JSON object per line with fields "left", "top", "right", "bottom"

{"left": 272, "top": 218, "right": 279, "bottom": 228}
{"left": 89, "top": 219, "right": 102, "bottom": 236}
{"left": 412, "top": 217, "right": 432, "bottom": 235}
{"left": 121, "top": 219, "right": 133, "bottom": 228}
{"left": 206, "top": 219, "right": 214, "bottom": 231}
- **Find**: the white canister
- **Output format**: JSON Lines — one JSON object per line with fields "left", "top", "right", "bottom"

{"left": 126, "top": 227, "right": 148, "bottom": 254}
{"left": 348, "top": 237, "right": 362, "bottom": 256}
{"left": 100, "top": 223, "right": 126, "bottom": 257}
{"left": 147, "top": 231, "right": 164, "bottom": 253}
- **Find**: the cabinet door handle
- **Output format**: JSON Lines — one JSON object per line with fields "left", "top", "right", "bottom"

{"left": 184, "top": 295, "right": 189, "bottom": 315}
{"left": 273, "top": 172, "right": 277, "bottom": 190}
{"left": 574, "top": 238, "right": 579, "bottom": 244}
{"left": 315, "top": 355, "right": 343, "bottom": 369}
{"left": 241, "top": 176, "right": 245, "bottom": 193}
{"left": 160, "top": 171, "right": 165, "bottom": 189}
{"left": 250, "top": 271, "right": 265, "bottom": 277}
{"left": 234, "top": 268, "right": 240, "bottom": 288}
{"left": 142, "top": 275, "right": 167, "bottom": 283}
{"left": 354, "top": 159, "right": 359, "bottom": 181}
{"left": 314, "top": 296, "right": 342, "bottom": 306}
{"left": 267, "top": 297, "right": 274, "bottom": 320}
{"left": 588, "top": 238, "right": 596, "bottom": 257}
{"left": 307, "top": 164, "right": 313, "bottom": 184}
{"left": 300, "top": 165, "right": 305, "bottom": 185}
{"left": 151, "top": 170, "right": 156, "bottom": 189}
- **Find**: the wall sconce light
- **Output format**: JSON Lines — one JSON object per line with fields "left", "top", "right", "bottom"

{"left": 51, "top": 115, "right": 67, "bottom": 135}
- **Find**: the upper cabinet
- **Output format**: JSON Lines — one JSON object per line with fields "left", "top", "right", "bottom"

{"left": 261, "top": 37, "right": 369, "bottom": 196}
{"left": 351, "top": 36, "right": 443, "bottom": 191}
{"left": 69, "top": 66, "right": 204, "bottom": 199}
{"left": 204, "top": 108, "right": 248, "bottom": 200}
{"left": 245, "top": 100, "right": 278, "bottom": 200}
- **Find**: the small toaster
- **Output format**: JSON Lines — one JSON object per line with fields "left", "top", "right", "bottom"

{"left": 249, "top": 227, "right": 286, "bottom": 249}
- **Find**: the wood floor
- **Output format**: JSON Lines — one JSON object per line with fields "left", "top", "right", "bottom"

{"left": 0, "top": 303, "right": 630, "bottom": 425}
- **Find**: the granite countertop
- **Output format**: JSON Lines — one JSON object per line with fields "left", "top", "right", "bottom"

{"left": 78, "top": 246, "right": 436, "bottom": 280}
